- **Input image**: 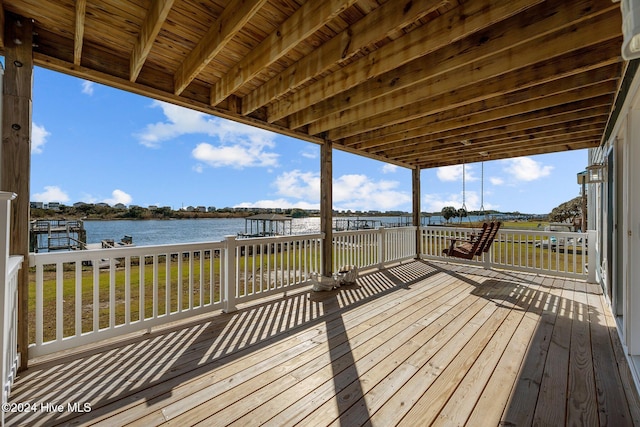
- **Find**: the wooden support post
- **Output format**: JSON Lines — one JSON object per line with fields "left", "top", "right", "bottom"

{"left": 412, "top": 166, "right": 421, "bottom": 259}
{"left": 321, "top": 140, "right": 333, "bottom": 277}
{"left": 2, "top": 13, "right": 33, "bottom": 370}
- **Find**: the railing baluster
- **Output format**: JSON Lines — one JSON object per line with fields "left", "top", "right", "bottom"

{"left": 93, "top": 262, "right": 99, "bottom": 332}
{"left": 177, "top": 253, "right": 183, "bottom": 313}
{"left": 110, "top": 258, "right": 116, "bottom": 328}
{"left": 56, "top": 262, "right": 63, "bottom": 341}
{"left": 125, "top": 256, "right": 131, "bottom": 324}
{"left": 139, "top": 256, "right": 145, "bottom": 322}
{"left": 188, "top": 252, "right": 194, "bottom": 310}
{"left": 165, "top": 253, "right": 170, "bottom": 315}
{"left": 75, "top": 262, "right": 82, "bottom": 337}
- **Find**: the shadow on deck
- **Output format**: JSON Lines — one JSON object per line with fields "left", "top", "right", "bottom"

{"left": 6, "top": 260, "right": 640, "bottom": 426}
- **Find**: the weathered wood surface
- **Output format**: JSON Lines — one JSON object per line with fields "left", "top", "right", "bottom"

{"left": 6, "top": 261, "right": 639, "bottom": 426}
{"left": 2, "top": 0, "right": 624, "bottom": 169}
{"left": 2, "top": 13, "right": 33, "bottom": 372}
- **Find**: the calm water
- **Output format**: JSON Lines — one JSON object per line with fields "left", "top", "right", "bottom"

{"left": 82, "top": 215, "right": 484, "bottom": 247}
{"left": 83, "top": 217, "right": 322, "bottom": 246}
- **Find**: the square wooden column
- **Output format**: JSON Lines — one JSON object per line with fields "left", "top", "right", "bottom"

{"left": 2, "top": 13, "right": 33, "bottom": 370}
{"left": 412, "top": 166, "right": 421, "bottom": 258}
{"left": 320, "top": 140, "right": 332, "bottom": 277}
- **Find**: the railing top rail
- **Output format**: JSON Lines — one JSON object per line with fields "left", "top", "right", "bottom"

{"left": 28, "top": 232, "right": 328, "bottom": 266}
{"left": 7, "top": 255, "right": 23, "bottom": 275}
{"left": 0, "top": 191, "right": 17, "bottom": 201}
{"left": 29, "top": 239, "right": 228, "bottom": 265}
{"left": 334, "top": 226, "right": 415, "bottom": 237}
{"left": 422, "top": 225, "right": 586, "bottom": 237}
{"left": 234, "top": 232, "right": 324, "bottom": 244}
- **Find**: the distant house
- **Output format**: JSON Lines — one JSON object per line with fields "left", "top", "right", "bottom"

{"left": 196, "top": 206, "right": 207, "bottom": 213}
{"left": 73, "top": 202, "right": 87, "bottom": 208}
{"left": 30, "top": 201, "right": 44, "bottom": 209}
{"left": 148, "top": 205, "right": 158, "bottom": 210}
{"left": 113, "top": 203, "right": 127, "bottom": 210}
{"left": 95, "top": 202, "right": 110, "bottom": 208}
{"left": 207, "top": 206, "right": 216, "bottom": 212}
{"left": 185, "top": 206, "right": 195, "bottom": 212}
{"left": 47, "top": 202, "right": 60, "bottom": 211}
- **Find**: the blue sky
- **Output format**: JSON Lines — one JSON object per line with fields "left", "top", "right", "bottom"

{"left": 29, "top": 66, "right": 587, "bottom": 214}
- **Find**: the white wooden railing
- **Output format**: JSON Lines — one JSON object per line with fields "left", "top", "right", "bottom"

{"left": 28, "top": 233, "right": 325, "bottom": 358}
{"left": 1, "top": 192, "right": 22, "bottom": 422}
{"left": 421, "top": 225, "right": 590, "bottom": 279}
{"left": 29, "top": 241, "right": 227, "bottom": 358}
{"left": 331, "top": 226, "right": 417, "bottom": 271}
{"left": 28, "top": 224, "right": 590, "bottom": 359}
{"left": 228, "top": 233, "right": 324, "bottom": 308}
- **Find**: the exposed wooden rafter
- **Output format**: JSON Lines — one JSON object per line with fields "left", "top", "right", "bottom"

{"left": 210, "top": 0, "right": 360, "bottom": 107}
{"left": 307, "top": 9, "right": 620, "bottom": 135}
{"left": 1, "top": 0, "right": 626, "bottom": 169}
{"left": 241, "top": 0, "right": 448, "bottom": 115}
{"left": 173, "top": 0, "right": 268, "bottom": 95}
{"left": 130, "top": 0, "right": 174, "bottom": 82}
{"left": 267, "top": 0, "right": 545, "bottom": 124}
{"left": 73, "top": 0, "right": 85, "bottom": 65}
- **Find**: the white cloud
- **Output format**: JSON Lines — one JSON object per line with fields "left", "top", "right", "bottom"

{"left": 238, "top": 170, "right": 411, "bottom": 211}
{"left": 489, "top": 177, "right": 504, "bottom": 185}
{"left": 138, "top": 100, "right": 280, "bottom": 169}
{"left": 300, "top": 148, "right": 318, "bottom": 159}
{"left": 192, "top": 141, "right": 278, "bottom": 168}
{"left": 81, "top": 81, "right": 94, "bottom": 95}
{"left": 103, "top": 189, "right": 132, "bottom": 205}
{"left": 274, "top": 170, "right": 320, "bottom": 199}
{"left": 236, "top": 198, "right": 319, "bottom": 210}
{"left": 502, "top": 157, "right": 553, "bottom": 181}
{"left": 32, "top": 186, "right": 70, "bottom": 203}
{"left": 31, "top": 123, "right": 50, "bottom": 154}
{"left": 382, "top": 164, "right": 398, "bottom": 174}
{"left": 333, "top": 174, "right": 411, "bottom": 211}
{"left": 436, "top": 164, "right": 477, "bottom": 182}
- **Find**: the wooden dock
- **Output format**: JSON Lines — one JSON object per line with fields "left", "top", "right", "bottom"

{"left": 29, "top": 219, "right": 87, "bottom": 252}
{"left": 6, "top": 261, "right": 640, "bottom": 426}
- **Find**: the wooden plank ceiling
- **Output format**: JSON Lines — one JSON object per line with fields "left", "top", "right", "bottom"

{"left": 2, "top": 0, "right": 625, "bottom": 169}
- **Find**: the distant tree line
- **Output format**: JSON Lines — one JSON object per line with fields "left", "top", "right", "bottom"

{"left": 31, "top": 205, "right": 255, "bottom": 220}
{"left": 438, "top": 196, "right": 584, "bottom": 227}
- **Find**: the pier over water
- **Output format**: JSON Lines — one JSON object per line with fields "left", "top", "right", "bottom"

{"left": 29, "top": 219, "right": 87, "bottom": 252}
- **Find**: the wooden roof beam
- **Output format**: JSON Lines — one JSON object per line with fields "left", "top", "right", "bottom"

{"left": 383, "top": 119, "right": 609, "bottom": 159}
{"left": 130, "top": 0, "right": 174, "bottom": 82}
{"left": 369, "top": 109, "right": 611, "bottom": 157}
{"left": 418, "top": 142, "right": 602, "bottom": 169}
{"left": 327, "top": 38, "right": 621, "bottom": 140}
{"left": 290, "top": 0, "right": 616, "bottom": 131}
{"left": 309, "top": 9, "right": 621, "bottom": 135}
{"left": 347, "top": 82, "right": 617, "bottom": 150}
{"left": 173, "top": 0, "right": 267, "bottom": 95}
{"left": 415, "top": 135, "right": 602, "bottom": 168}
{"left": 241, "top": 0, "right": 448, "bottom": 115}
{"left": 210, "top": 0, "right": 359, "bottom": 107}
{"left": 73, "top": 0, "right": 86, "bottom": 65}
{"left": 268, "top": 0, "right": 543, "bottom": 124}
{"left": 341, "top": 69, "right": 620, "bottom": 147}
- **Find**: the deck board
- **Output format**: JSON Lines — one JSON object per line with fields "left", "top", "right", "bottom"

{"left": 5, "top": 260, "right": 640, "bottom": 426}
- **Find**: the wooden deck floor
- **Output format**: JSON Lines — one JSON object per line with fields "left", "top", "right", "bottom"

{"left": 6, "top": 260, "right": 640, "bottom": 426}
